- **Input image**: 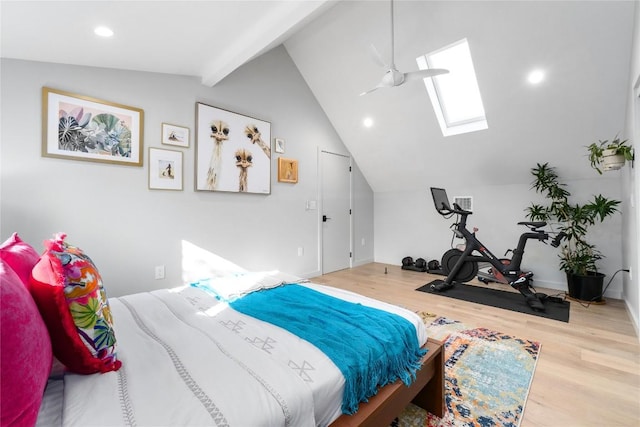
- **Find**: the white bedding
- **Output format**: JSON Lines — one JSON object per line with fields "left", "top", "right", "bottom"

{"left": 49, "top": 282, "right": 427, "bottom": 427}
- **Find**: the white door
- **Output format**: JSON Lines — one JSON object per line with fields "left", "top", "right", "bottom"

{"left": 321, "top": 151, "right": 351, "bottom": 274}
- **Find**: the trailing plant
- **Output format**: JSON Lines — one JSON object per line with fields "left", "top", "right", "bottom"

{"left": 526, "top": 162, "right": 620, "bottom": 276}
{"left": 586, "top": 135, "right": 634, "bottom": 174}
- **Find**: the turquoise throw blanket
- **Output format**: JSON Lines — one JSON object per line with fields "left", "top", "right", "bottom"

{"left": 229, "top": 284, "right": 426, "bottom": 415}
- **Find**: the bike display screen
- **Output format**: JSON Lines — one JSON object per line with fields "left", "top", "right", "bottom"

{"left": 431, "top": 187, "right": 451, "bottom": 214}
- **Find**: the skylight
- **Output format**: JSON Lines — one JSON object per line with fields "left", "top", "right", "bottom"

{"left": 416, "top": 38, "right": 487, "bottom": 136}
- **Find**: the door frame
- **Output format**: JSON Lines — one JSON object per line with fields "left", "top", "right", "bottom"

{"left": 317, "top": 147, "right": 353, "bottom": 274}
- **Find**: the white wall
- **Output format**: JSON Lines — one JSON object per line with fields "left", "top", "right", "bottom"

{"left": 0, "top": 46, "right": 374, "bottom": 297}
{"left": 375, "top": 176, "right": 624, "bottom": 299}
{"left": 353, "top": 157, "right": 375, "bottom": 267}
{"left": 623, "top": 0, "right": 640, "bottom": 336}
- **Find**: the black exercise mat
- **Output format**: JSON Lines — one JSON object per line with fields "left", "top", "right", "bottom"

{"left": 416, "top": 280, "right": 570, "bottom": 322}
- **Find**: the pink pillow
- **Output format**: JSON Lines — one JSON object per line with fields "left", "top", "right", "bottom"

{"left": 0, "top": 259, "right": 53, "bottom": 427}
{"left": 30, "top": 233, "right": 121, "bottom": 374}
{"left": 0, "top": 232, "right": 40, "bottom": 291}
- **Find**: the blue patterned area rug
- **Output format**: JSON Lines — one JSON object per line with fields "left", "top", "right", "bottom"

{"left": 392, "top": 312, "right": 541, "bottom": 427}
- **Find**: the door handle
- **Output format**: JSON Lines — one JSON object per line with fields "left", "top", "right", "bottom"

{"left": 323, "top": 215, "right": 331, "bottom": 222}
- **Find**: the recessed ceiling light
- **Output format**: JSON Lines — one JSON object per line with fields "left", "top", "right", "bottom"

{"left": 94, "top": 26, "right": 114, "bottom": 37}
{"left": 363, "top": 117, "right": 374, "bottom": 128}
{"left": 527, "top": 69, "right": 545, "bottom": 84}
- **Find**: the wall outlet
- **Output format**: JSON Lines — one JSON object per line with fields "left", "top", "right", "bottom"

{"left": 155, "top": 265, "right": 165, "bottom": 280}
{"left": 297, "top": 247, "right": 304, "bottom": 256}
{"left": 361, "top": 238, "right": 366, "bottom": 246}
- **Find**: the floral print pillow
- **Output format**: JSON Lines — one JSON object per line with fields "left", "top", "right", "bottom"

{"left": 30, "top": 233, "right": 121, "bottom": 374}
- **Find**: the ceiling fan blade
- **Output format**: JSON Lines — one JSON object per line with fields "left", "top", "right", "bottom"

{"left": 359, "top": 85, "right": 381, "bottom": 96}
{"left": 369, "top": 44, "right": 388, "bottom": 68}
{"left": 403, "top": 68, "right": 449, "bottom": 82}
{"left": 359, "top": 78, "right": 389, "bottom": 95}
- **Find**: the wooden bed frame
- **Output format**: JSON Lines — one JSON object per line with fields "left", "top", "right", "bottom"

{"left": 330, "top": 338, "right": 445, "bottom": 426}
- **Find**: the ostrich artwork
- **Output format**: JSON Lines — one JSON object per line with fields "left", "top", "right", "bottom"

{"left": 207, "top": 120, "right": 229, "bottom": 190}
{"left": 244, "top": 124, "right": 270, "bottom": 159}
{"left": 235, "top": 148, "right": 253, "bottom": 192}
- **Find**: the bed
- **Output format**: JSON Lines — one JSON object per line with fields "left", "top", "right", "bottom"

{"left": 1, "top": 233, "right": 444, "bottom": 427}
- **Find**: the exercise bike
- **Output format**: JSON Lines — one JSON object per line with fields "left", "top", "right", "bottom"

{"left": 429, "top": 187, "right": 563, "bottom": 311}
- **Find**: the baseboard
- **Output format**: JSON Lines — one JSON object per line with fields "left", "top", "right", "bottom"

{"left": 353, "top": 258, "right": 374, "bottom": 268}
{"left": 603, "top": 289, "right": 623, "bottom": 300}
{"left": 624, "top": 298, "right": 640, "bottom": 340}
{"left": 532, "top": 279, "right": 622, "bottom": 300}
{"left": 299, "top": 269, "right": 321, "bottom": 279}
{"left": 298, "top": 259, "right": 372, "bottom": 278}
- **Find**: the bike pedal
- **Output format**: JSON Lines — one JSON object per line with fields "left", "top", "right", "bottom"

{"left": 509, "top": 277, "right": 527, "bottom": 287}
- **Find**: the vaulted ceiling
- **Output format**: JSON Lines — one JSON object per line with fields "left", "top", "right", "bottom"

{"left": 1, "top": 0, "right": 635, "bottom": 192}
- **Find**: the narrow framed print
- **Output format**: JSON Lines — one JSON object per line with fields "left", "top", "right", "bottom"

{"left": 278, "top": 157, "right": 298, "bottom": 183}
{"left": 149, "top": 147, "right": 183, "bottom": 190}
{"left": 274, "top": 138, "right": 285, "bottom": 153}
{"left": 195, "top": 102, "right": 271, "bottom": 194}
{"left": 42, "top": 87, "right": 144, "bottom": 166}
{"left": 162, "top": 123, "right": 190, "bottom": 147}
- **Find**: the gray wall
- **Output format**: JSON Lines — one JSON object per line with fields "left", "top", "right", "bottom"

{"left": 623, "top": 1, "right": 639, "bottom": 335}
{"left": 0, "top": 46, "right": 375, "bottom": 297}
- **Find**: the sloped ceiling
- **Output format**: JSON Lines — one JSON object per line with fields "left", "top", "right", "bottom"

{"left": 1, "top": 1, "right": 635, "bottom": 192}
{"left": 284, "top": 0, "right": 636, "bottom": 192}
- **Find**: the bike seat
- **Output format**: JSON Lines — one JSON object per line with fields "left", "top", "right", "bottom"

{"left": 517, "top": 221, "right": 546, "bottom": 228}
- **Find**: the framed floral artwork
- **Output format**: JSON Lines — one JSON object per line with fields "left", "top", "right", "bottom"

{"left": 42, "top": 87, "right": 144, "bottom": 166}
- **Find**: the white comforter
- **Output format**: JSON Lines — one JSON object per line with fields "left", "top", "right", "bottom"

{"left": 59, "top": 283, "right": 427, "bottom": 427}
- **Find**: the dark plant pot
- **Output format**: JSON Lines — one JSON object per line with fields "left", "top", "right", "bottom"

{"left": 566, "top": 271, "right": 605, "bottom": 302}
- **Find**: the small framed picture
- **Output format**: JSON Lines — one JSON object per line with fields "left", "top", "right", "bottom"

{"left": 278, "top": 157, "right": 298, "bottom": 183}
{"left": 162, "top": 123, "right": 190, "bottom": 147}
{"left": 274, "top": 138, "right": 285, "bottom": 154}
{"left": 149, "top": 148, "right": 183, "bottom": 190}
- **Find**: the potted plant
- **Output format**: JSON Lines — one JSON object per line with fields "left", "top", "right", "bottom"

{"left": 587, "top": 136, "right": 634, "bottom": 174}
{"left": 526, "top": 162, "right": 620, "bottom": 301}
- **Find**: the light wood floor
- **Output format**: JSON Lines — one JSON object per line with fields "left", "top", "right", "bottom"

{"left": 311, "top": 263, "right": 640, "bottom": 427}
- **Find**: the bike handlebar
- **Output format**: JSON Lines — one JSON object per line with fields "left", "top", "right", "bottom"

{"left": 437, "top": 202, "right": 472, "bottom": 216}
{"left": 550, "top": 232, "right": 567, "bottom": 248}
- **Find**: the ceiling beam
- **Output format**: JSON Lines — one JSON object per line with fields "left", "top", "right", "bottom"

{"left": 200, "top": 0, "right": 334, "bottom": 87}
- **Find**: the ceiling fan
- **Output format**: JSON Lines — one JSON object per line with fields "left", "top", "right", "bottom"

{"left": 359, "top": 0, "right": 449, "bottom": 96}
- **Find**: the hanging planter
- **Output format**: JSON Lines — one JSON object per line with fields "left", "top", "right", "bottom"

{"left": 587, "top": 136, "right": 634, "bottom": 174}
{"left": 601, "top": 148, "right": 626, "bottom": 171}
